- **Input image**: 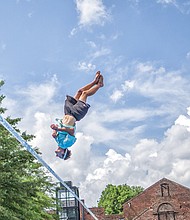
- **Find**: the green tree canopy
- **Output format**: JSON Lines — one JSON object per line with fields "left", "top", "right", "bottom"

{"left": 98, "top": 183, "right": 144, "bottom": 215}
{"left": 0, "top": 81, "right": 58, "bottom": 220}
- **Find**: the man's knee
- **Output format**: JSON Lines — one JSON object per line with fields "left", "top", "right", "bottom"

{"left": 81, "top": 90, "right": 88, "bottom": 96}
{"left": 78, "top": 89, "right": 88, "bottom": 96}
{"left": 79, "top": 90, "right": 88, "bottom": 100}
{"left": 76, "top": 89, "right": 82, "bottom": 96}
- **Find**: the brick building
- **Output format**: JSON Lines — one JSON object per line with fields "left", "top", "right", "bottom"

{"left": 83, "top": 207, "right": 125, "bottom": 220}
{"left": 84, "top": 178, "right": 190, "bottom": 220}
{"left": 123, "top": 178, "right": 190, "bottom": 220}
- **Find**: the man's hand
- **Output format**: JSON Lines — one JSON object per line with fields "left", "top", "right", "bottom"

{"left": 50, "top": 123, "right": 74, "bottom": 136}
{"left": 50, "top": 124, "right": 58, "bottom": 130}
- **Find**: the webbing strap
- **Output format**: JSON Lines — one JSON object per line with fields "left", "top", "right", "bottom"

{"left": 0, "top": 115, "right": 98, "bottom": 220}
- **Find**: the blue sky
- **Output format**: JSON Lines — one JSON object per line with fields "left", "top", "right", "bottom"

{"left": 1, "top": 0, "right": 190, "bottom": 206}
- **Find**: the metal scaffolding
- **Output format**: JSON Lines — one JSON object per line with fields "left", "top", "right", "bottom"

{"left": 0, "top": 115, "right": 98, "bottom": 220}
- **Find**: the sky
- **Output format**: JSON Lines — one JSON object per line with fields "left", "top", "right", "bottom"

{"left": 1, "top": 0, "right": 190, "bottom": 207}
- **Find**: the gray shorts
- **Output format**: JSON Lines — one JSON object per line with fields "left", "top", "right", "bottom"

{"left": 64, "top": 95, "right": 90, "bottom": 121}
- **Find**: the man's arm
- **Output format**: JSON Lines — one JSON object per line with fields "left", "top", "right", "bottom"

{"left": 56, "top": 127, "right": 75, "bottom": 136}
{"left": 50, "top": 124, "right": 75, "bottom": 136}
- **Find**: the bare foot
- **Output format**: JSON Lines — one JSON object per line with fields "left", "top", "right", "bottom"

{"left": 98, "top": 75, "right": 104, "bottom": 87}
{"left": 94, "top": 71, "right": 101, "bottom": 84}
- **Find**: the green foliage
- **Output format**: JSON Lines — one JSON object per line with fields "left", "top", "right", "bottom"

{"left": 0, "top": 81, "right": 58, "bottom": 220}
{"left": 98, "top": 183, "right": 144, "bottom": 215}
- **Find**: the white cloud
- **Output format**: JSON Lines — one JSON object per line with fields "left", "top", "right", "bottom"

{"left": 110, "top": 80, "right": 135, "bottom": 102}
{"left": 98, "top": 34, "right": 106, "bottom": 40}
{"left": 3, "top": 97, "right": 17, "bottom": 113}
{"left": 186, "top": 51, "right": 190, "bottom": 59}
{"left": 79, "top": 149, "right": 131, "bottom": 204}
{"left": 109, "top": 61, "right": 190, "bottom": 117}
{"left": 4, "top": 74, "right": 61, "bottom": 134}
{"left": 157, "top": 0, "right": 176, "bottom": 4}
{"left": 16, "top": 0, "right": 31, "bottom": 4}
{"left": 136, "top": 62, "right": 154, "bottom": 73}
{"left": 19, "top": 74, "right": 58, "bottom": 107}
{"left": 156, "top": 0, "right": 190, "bottom": 14}
{"left": 92, "top": 105, "right": 152, "bottom": 123}
{"left": 48, "top": 132, "right": 95, "bottom": 183}
{"left": 27, "top": 11, "right": 34, "bottom": 18}
{"left": 77, "top": 46, "right": 111, "bottom": 70}
{"left": 110, "top": 89, "right": 123, "bottom": 102}
{"left": 77, "top": 104, "right": 160, "bottom": 150}
{"left": 78, "top": 61, "right": 96, "bottom": 72}
{"left": 134, "top": 66, "right": 189, "bottom": 107}
{"left": 70, "top": 27, "right": 78, "bottom": 36}
{"left": 175, "top": 107, "right": 190, "bottom": 131}
{"left": 1, "top": 0, "right": 190, "bottom": 210}
{"left": 86, "top": 40, "right": 97, "bottom": 48}
{"left": 1, "top": 41, "right": 7, "bottom": 51}
{"left": 76, "top": 0, "right": 110, "bottom": 27}
{"left": 3, "top": 66, "right": 190, "bottom": 207}
{"left": 78, "top": 107, "right": 190, "bottom": 206}
{"left": 111, "top": 33, "right": 120, "bottom": 40}
{"left": 90, "top": 47, "right": 111, "bottom": 59}
{"left": 122, "top": 80, "right": 135, "bottom": 91}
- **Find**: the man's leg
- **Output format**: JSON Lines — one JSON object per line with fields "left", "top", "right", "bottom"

{"left": 78, "top": 75, "right": 104, "bottom": 103}
{"left": 74, "top": 71, "right": 101, "bottom": 100}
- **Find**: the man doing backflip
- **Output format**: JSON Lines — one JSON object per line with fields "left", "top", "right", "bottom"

{"left": 50, "top": 71, "right": 104, "bottom": 160}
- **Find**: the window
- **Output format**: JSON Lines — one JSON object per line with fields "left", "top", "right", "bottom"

{"left": 60, "top": 200, "right": 66, "bottom": 207}
{"left": 158, "top": 212, "right": 175, "bottom": 220}
{"left": 68, "top": 199, "right": 76, "bottom": 207}
{"left": 56, "top": 183, "right": 80, "bottom": 220}
{"left": 59, "top": 210, "right": 68, "bottom": 219}
{"left": 157, "top": 203, "right": 176, "bottom": 220}
{"left": 57, "top": 190, "right": 66, "bottom": 199}
{"left": 161, "top": 183, "right": 170, "bottom": 197}
{"left": 68, "top": 208, "right": 76, "bottom": 218}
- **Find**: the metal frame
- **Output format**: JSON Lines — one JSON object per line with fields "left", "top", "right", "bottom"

{"left": 56, "top": 182, "right": 80, "bottom": 220}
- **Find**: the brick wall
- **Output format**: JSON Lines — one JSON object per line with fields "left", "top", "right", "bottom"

{"left": 123, "top": 178, "right": 190, "bottom": 220}
{"left": 83, "top": 207, "right": 125, "bottom": 220}
{"left": 81, "top": 178, "right": 190, "bottom": 220}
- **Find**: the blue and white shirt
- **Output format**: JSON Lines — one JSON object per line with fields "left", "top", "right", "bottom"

{"left": 54, "top": 118, "right": 77, "bottom": 149}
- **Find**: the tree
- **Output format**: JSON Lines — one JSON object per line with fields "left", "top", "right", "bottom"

{"left": 0, "top": 81, "right": 58, "bottom": 220}
{"left": 98, "top": 183, "right": 144, "bottom": 215}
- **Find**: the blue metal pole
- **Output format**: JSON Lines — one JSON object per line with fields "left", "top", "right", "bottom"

{"left": 0, "top": 115, "right": 98, "bottom": 220}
